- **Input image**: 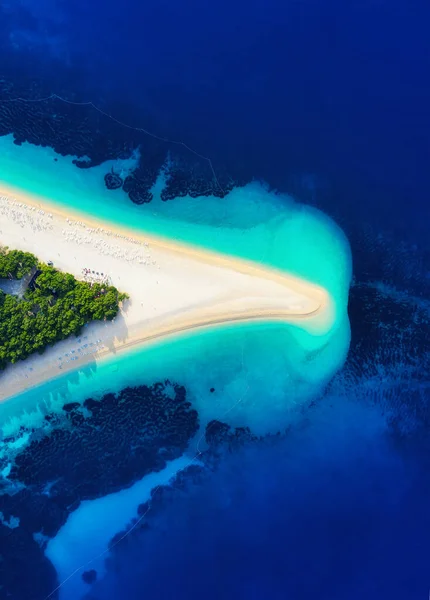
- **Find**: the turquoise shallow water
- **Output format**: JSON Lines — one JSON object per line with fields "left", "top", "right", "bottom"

{"left": 0, "top": 135, "right": 352, "bottom": 436}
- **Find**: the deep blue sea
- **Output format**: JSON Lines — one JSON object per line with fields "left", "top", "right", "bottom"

{"left": 0, "top": 1, "right": 429, "bottom": 599}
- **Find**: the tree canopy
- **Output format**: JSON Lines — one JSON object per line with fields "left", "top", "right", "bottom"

{"left": 0, "top": 251, "right": 129, "bottom": 370}
{"left": 0, "top": 247, "right": 38, "bottom": 279}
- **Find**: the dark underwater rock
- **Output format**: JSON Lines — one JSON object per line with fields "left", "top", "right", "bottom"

{"left": 123, "top": 174, "right": 153, "bottom": 204}
{"left": 347, "top": 283, "right": 429, "bottom": 376}
{"left": 10, "top": 384, "right": 198, "bottom": 499}
{"left": 205, "top": 420, "right": 231, "bottom": 446}
{"left": 160, "top": 159, "right": 239, "bottom": 201}
{"left": 0, "top": 522, "right": 58, "bottom": 600}
{"left": 104, "top": 170, "right": 123, "bottom": 190}
{"left": 338, "top": 281, "right": 430, "bottom": 441}
{"left": 82, "top": 569, "right": 97, "bottom": 584}
{"left": 0, "top": 488, "right": 67, "bottom": 537}
{"left": 62, "top": 401, "right": 80, "bottom": 412}
{"left": 205, "top": 419, "right": 257, "bottom": 448}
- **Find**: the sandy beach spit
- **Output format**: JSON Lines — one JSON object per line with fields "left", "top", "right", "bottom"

{"left": 0, "top": 183, "right": 332, "bottom": 401}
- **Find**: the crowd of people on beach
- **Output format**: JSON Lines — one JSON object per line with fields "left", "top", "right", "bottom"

{"left": 56, "top": 335, "right": 105, "bottom": 369}
{"left": 62, "top": 225, "right": 157, "bottom": 266}
{"left": 82, "top": 267, "right": 112, "bottom": 285}
{"left": 21, "top": 335, "right": 106, "bottom": 376}
{"left": 0, "top": 195, "right": 53, "bottom": 233}
{"left": 62, "top": 218, "right": 159, "bottom": 266}
{"left": 0, "top": 194, "right": 160, "bottom": 269}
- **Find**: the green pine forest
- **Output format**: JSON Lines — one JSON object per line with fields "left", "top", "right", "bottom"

{"left": 0, "top": 247, "right": 129, "bottom": 369}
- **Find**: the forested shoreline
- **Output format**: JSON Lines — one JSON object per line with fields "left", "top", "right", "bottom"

{"left": 0, "top": 247, "right": 128, "bottom": 369}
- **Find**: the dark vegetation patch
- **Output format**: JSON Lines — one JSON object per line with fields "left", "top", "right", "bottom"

{"left": 348, "top": 284, "right": 429, "bottom": 374}
{"left": 0, "top": 248, "right": 37, "bottom": 279}
{"left": 0, "top": 382, "right": 198, "bottom": 600}
{"left": 0, "top": 78, "right": 245, "bottom": 205}
{"left": 0, "top": 250, "right": 128, "bottom": 369}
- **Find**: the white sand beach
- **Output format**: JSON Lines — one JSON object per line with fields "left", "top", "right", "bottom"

{"left": 0, "top": 183, "right": 332, "bottom": 401}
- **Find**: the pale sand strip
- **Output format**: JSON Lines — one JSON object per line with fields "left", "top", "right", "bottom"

{"left": 0, "top": 183, "right": 332, "bottom": 402}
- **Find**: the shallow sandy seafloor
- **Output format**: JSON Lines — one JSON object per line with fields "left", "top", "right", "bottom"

{"left": 0, "top": 135, "right": 353, "bottom": 600}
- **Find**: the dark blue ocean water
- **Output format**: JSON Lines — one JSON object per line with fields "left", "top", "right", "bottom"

{"left": 2, "top": 0, "right": 429, "bottom": 234}
{"left": 0, "top": 0, "right": 429, "bottom": 599}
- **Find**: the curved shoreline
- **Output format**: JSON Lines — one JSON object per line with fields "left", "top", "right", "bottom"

{"left": 0, "top": 182, "right": 326, "bottom": 298}
{"left": 0, "top": 307, "right": 324, "bottom": 403}
{"left": 0, "top": 183, "right": 333, "bottom": 403}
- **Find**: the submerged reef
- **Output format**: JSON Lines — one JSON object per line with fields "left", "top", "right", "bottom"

{"left": 9, "top": 383, "right": 197, "bottom": 494}
{"left": 345, "top": 282, "right": 430, "bottom": 438}
{"left": 0, "top": 79, "right": 243, "bottom": 205}
{"left": 104, "top": 169, "right": 123, "bottom": 190}
{"left": 0, "top": 382, "right": 198, "bottom": 600}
